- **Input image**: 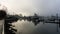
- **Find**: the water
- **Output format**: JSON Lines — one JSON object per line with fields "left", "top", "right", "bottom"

{"left": 12, "top": 20, "right": 60, "bottom": 34}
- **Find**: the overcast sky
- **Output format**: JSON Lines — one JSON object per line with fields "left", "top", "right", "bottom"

{"left": 0, "top": 0, "right": 60, "bottom": 16}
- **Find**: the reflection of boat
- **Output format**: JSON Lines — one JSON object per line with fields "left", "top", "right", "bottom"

{"left": 4, "top": 15, "right": 18, "bottom": 34}
{"left": 44, "top": 20, "right": 59, "bottom": 23}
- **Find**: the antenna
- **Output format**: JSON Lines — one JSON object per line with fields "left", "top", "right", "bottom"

{"left": 56, "top": 8, "right": 59, "bottom": 32}
{"left": 56, "top": 13, "right": 59, "bottom": 32}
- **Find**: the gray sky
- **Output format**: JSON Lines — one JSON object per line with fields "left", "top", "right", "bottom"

{"left": 0, "top": 0, "right": 60, "bottom": 16}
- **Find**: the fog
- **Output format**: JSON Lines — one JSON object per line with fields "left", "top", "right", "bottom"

{"left": 0, "top": 0, "right": 60, "bottom": 16}
{"left": 0, "top": 0, "right": 60, "bottom": 34}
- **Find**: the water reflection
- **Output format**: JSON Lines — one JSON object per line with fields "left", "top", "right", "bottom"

{"left": 4, "top": 13, "right": 60, "bottom": 34}
{"left": 15, "top": 20, "right": 35, "bottom": 34}
{"left": 14, "top": 20, "right": 60, "bottom": 34}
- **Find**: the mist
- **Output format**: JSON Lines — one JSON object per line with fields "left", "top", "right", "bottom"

{"left": 0, "top": 0, "right": 60, "bottom": 16}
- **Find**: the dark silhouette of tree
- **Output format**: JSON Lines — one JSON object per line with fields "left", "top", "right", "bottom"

{"left": 0, "top": 10, "right": 7, "bottom": 20}
{"left": 34, "top": 13, "right": 38, "bottom": 17}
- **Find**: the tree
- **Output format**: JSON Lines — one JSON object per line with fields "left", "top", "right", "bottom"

{"left": 19, "top": 14, "right": 23, "bottom": 17}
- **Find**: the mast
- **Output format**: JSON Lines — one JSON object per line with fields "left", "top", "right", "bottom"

{"left": 56, "top": 13, "right": 59, "bottom": 32}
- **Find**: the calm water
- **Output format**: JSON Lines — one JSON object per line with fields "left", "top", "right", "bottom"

{"left": 12, "top": 20, "right": 60, "bottom": 34}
